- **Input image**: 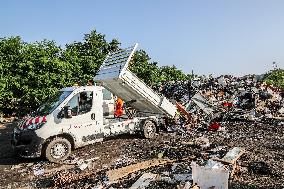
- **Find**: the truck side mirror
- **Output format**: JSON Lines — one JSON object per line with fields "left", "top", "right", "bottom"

{"left": 57, "top": 110, "right": 64, "bottom": 119}
{"left": 64, "top": 106, "right": 72, "bottom": 118}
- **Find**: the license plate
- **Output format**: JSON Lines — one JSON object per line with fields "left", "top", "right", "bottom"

{"left": 14, "top": 127, "right": 20, "bottom": 134}
{"left": 13, "top": 127, "right": 19, "bottom": 141}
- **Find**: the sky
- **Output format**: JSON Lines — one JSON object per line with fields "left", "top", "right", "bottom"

{"left": 1, "top": 0, "right": 284, "bottom": 76}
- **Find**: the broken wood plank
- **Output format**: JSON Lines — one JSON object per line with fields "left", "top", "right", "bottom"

{"left": 181, "top": 141, "right": 194, "bottom": 145}
{"left": 106, "top": 159, "right": 169, "bottom": 182}
{"left": 106, "top": 156, "right": 195, "bottom": 182}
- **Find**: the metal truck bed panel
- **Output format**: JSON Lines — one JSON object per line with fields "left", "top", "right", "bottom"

{"left": 94, "top": 43, "right": 176, "bottom": 117}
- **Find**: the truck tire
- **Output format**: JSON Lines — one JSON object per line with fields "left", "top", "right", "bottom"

{"left": 143, "top": 120, "right": 156, "bottom": 139}
{"left": 45, "top": 137, "right": 71, "bottom": 163}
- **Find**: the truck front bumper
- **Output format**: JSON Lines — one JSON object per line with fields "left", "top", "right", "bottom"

{"left": 11, "top": 128, "right": 44, "bottom": 158}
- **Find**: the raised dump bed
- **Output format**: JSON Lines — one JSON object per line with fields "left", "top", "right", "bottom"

{"left": 94, "top": 43, "right": 176, "bottom": 117}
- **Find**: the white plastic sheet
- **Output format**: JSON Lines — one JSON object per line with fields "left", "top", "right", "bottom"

{"left": 191, "top": 160, "right": 229, "bottom": 189}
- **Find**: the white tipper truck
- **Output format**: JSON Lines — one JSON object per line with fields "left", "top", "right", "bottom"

{"left": 12, "top": 43, "right": 177, "bottom": 162}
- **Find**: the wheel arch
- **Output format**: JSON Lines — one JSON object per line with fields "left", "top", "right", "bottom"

{"left": 42, "top": 133, "right": 76, "bottom": 154}
{"left": 141, "top": 118, "right": 158, "bottom": 128}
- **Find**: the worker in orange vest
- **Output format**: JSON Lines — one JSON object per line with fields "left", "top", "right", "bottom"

{"left": 114, "top": 97, "right": 124, "bottom": 117}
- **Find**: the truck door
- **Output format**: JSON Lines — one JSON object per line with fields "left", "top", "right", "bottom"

{"left": 61, "top": 90, "right": 103, "bottom": 146}
{"left": 102, "top": 89, "right": 114, "bottom": 116}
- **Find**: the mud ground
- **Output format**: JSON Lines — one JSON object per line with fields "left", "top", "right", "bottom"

{"left": 0, "top": 120, "right": 283, "bottom": 189}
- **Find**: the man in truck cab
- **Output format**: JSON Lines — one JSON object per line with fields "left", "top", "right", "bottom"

{"left": 79, "top": 92, "right": 92, "bottom": 114}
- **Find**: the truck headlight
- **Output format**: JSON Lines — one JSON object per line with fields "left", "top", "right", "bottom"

{"left": 27, "top": 122, "right": 45, "bottom": 130}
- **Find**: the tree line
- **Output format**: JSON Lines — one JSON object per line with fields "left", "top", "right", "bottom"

{"left": 0, "top": 30, "right": 190, "bottom": 116}
{"left": 1, "top": 29, "right": 283, "bottom": 116}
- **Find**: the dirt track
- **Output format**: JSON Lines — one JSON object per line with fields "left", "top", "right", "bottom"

{"left": 0, "top": 121, "right": 283, "bottom": 189}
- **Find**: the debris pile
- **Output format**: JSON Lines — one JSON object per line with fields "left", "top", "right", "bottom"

{"left": 153, "top": 75, "right": 284, "bottom": 131}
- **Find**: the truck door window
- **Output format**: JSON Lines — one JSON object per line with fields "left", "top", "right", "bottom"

{"left": 78, "top": 91, "right": 93, "bottom": 115}
{"left": 66, "top": 91, "right": 93, "bottom": 116}
{"left": 103, "top": 89, "right": 112, "bottom": 100}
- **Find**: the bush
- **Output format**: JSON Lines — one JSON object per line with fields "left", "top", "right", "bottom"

{"left": 263, "top": 69, "right": 284, "bottom": 89}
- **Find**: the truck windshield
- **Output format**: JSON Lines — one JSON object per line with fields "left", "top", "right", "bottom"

{"left": 36, "top": 91, "right": 72, "bottom": 116}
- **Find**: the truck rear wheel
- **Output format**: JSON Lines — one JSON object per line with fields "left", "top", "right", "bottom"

{"left": 143, "top": 120, "right": 156, "bottom": 139}
{"left": 45, "top": 137, "right": 71, "bottom": 163}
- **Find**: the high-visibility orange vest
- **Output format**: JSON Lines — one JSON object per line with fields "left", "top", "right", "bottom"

{"left": 114, "top": 98, "right": 124, "bottom": 117}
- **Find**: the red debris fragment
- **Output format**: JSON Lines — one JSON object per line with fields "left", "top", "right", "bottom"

{"left": 223, "top": 102, "right": 233, "bottom": 107}
{"left": 208, "top": 122, "right": 221, "bottom": 131}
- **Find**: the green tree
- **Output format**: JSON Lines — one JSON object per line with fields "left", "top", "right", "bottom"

{"left": 129, "top": 50, "right": 160, "bottom": 85}
{"left": 0, "top": 36, "right": 22, "bottom": 113}
{"left": 64, "top": 30, "right": 120, "bottom": 84}
{"left": 0, "top": 37, "right": 74, "bottom": 114}
{"left": 159, "top": 65, "right": 188, "bottom": 82}
{"left": 263, "top": 69, "right": 284, "bottom": 89}
{"left": 129, "top": 50, "right": 190, "bottom": 85}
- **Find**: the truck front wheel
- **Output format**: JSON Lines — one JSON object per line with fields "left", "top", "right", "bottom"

{"left": 45, "top": 137, "right": 71, "bottom": 163}
{"left": 143, "top": 120, "right": 156, "bottom": 139}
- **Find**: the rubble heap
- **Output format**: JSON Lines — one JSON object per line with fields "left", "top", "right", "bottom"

{"left": 153, "top": 75, "right": 284, "bottom": 131}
